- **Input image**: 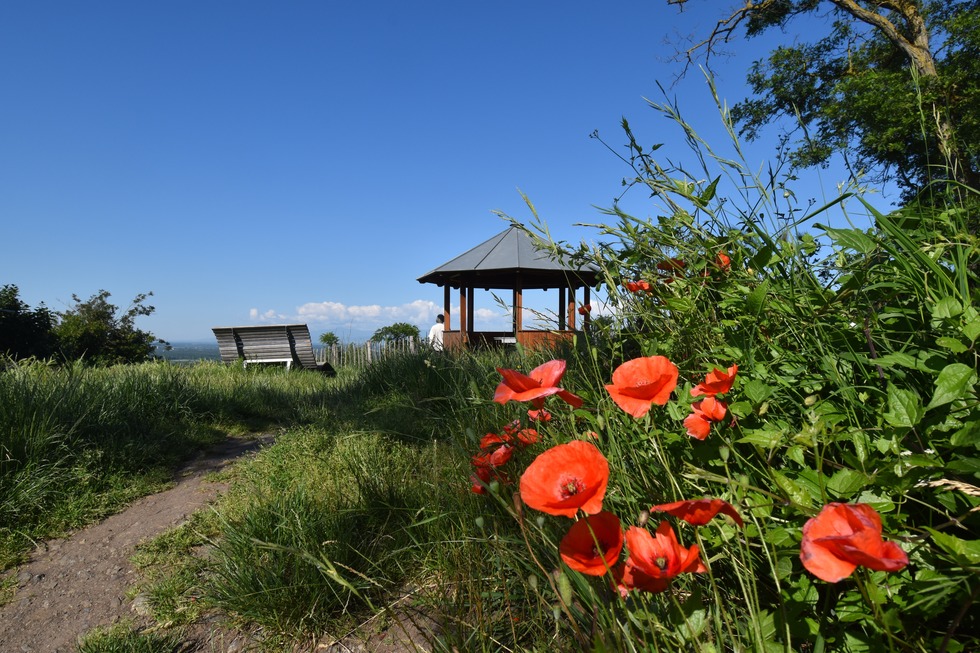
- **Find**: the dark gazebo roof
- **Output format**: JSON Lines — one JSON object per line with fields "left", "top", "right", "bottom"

{"left": 417, "top": 226, "right": 599, "bottom": 289}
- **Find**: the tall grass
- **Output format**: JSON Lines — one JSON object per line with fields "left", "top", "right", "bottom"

{"left": 0, "top": 360, "right": 343, "bottom": 569}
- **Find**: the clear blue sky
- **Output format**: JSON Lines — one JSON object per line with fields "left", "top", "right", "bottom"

{"left": 1, "top": 1, "right": 892, "bottom": 343}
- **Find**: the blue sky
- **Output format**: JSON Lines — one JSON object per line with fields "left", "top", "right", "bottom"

{"left": 1, "top": 1, "right": 892, "bottom": 343}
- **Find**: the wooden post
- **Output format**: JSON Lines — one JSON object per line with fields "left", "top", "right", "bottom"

{"left": 513, "top": 278, "right": 523, "bottom": 336}
{"left": 558, "top": 287, "right": 566, "bottom": 332}
{"left": 443, "top": 284, "right": 451, "bottom": 330}
{"left": 467, "top": 286, "right": 475, "bottom": 334}
{"left": 567, "top": 286, "right": 576, "bottom": 330}
{"left": 459, "top": 286, "right": 469, "bottom": 346}
{"left": 584, "top": 285, "right": 592, "bottom": 330}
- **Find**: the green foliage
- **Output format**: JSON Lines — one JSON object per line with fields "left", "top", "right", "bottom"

{"left": 0, "top": 284, "right": 56, "bottom": 359}
{"left": 703, "top": 0, "right": 980, "bottom": 198}
{"left": 370, "top": 321, "right": 420, "bottom": 342}
{"left": 318, "top": 330, "right": 339, "bottom": 346}
{"left": 53, "top": 289, "right": 169, "bottom": 365}
{"left": 449, "top": 91, "right": 979, "bottom": 650}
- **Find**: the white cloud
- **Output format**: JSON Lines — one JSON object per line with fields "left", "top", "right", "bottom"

{"left": 249, "top": 295, "right": 609, "bottom": 340}
{"left": 251, "top": 299, "right": 446, "bottom": 337}
{"left": 249, "top": 308, "right": 286, "bottom": 320}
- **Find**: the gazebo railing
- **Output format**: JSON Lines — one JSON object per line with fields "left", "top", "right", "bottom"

{"left": 443, "top": 329, "right": 578, "bottom": 351}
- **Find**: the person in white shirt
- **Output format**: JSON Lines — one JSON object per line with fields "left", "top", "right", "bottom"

{"left": 428, "top": 314, "right": 445, "bottom": 351}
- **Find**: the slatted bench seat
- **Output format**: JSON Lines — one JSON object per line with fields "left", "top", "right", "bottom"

{"left": 211, "top": 324, "right": 335, "bottom": 374}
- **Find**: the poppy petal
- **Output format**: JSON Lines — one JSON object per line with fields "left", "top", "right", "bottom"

{"left": 519, "top": 441, "right": 610, "bottom": 518}
{"left": 683, "top": 412, "right": 712, "bottom": 440}
{"left": 559, "top": 511, "right": 624, "bottom": 576}
{"left": 530, "top": 359, "right": 567, "bottom": 388}
{"left": 652, "top": 498, "right": 744, "bottom": 527}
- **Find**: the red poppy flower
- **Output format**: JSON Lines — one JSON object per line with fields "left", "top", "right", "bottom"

{"left": 515, "top": 428, "right": 539, "bottom": 446}
{"left": 617, "top": 522, "right": 706, "bottom": 594}
{"left": 605, "top": 356, "right": 679, "bottom": 418}
{"left": 479, "top": 432, "right": 511, "bottom": 450}
{"left": 577, "top": 303, "right": 592, "bottom": 316}
{"left": 656, "top": 258, "right": 686, "bottom": 273}
{"left": 559, "top": 511, "right": 624, "bottom": 576}
{"left": 683, "top": 396, "right": 728, "bottom": 440}
{"left": 800, "top": 503, "right": 908, "bottom": 583}
{"left": 494, "top": 359, "right": 583, "bottom": 409}
{"left": 651, "top": 498, "right": 744, "bottom": 527}
{"left": 613, "top": 560, "right": 665, "bottom": 596}
{"left": 470, "top": 465, "right": 492, "bottom": 494}
{"left": 527, "top": 409, "right": 552, "bottom": 423}
{"left": 472, "top": 444, "right": 514, "bottom": 469}
{"left": 519, "top": 440, "right": 609, "bottom": 518}
{"left": 625, "top": 279, "right": 652, "bottom": 293}
{"left": 715, "top": 252, "right": 731, "bottom": 271}
{"left": 691, "top": 364, "right": 738, "bottom": 397}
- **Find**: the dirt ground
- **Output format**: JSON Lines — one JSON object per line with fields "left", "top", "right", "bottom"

{"left": 0, "top": 435, "right": 277, "bottom": 653}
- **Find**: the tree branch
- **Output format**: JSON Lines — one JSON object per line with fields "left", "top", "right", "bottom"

{"left": 829, "top": 0, "right": 936, "bottom": 76}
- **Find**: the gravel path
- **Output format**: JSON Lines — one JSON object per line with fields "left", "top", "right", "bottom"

{"left": 0, "top": 435, "right": 274, "bottom": 653}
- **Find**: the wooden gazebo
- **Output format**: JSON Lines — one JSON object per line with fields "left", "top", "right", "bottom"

{"left": 417, "top": 226, "right": 600, "bottom": 350}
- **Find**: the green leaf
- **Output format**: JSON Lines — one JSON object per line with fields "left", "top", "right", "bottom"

{"left": 664, "top": 297, "right": 695, "bottom": 313}
{"left": 727, "top": 400, "right": 753, "bottom": 418}
{"left": 771, "top": 471, "right": 814, "bottom": 508}
{"left": 827, "top": 469, "right": 868, "bottom": 498}
{"left": 743, "top": 379, "right": 775, "bottom": 404}
{"left": 927, "top": 363, "right": 977, "bottom": 410}
{"left": 821, "top": 226, "right": 877, "bottom": 255}
{"left": 931, "top": 297, "right": 964, "bottom": 320}
{"left": 883, "top": 383, "right": 924, "bottom": 428}
{"left": 936, "top": 337, "right": 969, "bottom": 354}
{"left": 745, "top": 279, "right": 770, "bottom": 316}
{"left": 872, "top": 352, "right": 918, "bottom": 369}
{"left": 695, "top": 175, "right": 721, "bottom": 207}
{"left": 950, "top": 420, "right": 980, "bottom": 447}
{"left": 738, "top": 429, "right": 784, "bottom": 448}
{"left": 945, "top": 458, "right": 980, "bottom": 474}
{"left": 963, "top": 317, "right": 980, "bottom": 342}
{"left": 925, "top": 529, "right": 980, "bottom": 565}
{"left": 856, "top": 491, "right": 895, "bottom": 513}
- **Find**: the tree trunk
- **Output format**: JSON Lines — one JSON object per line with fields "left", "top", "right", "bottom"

{"left": 831, "top": 0, "right": 978, "bottom": 188}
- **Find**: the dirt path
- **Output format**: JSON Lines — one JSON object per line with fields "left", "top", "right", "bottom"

{"left": 0, "top": 434, "right": 275, "bottom": 653}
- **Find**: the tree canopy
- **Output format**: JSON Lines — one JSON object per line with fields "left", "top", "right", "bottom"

{"left": 1, "top": 287, "right": 167, "bottom": 365}
{"left": 0, "top": 284, "right": 56, "bottom": 360}
{"left": 371, "top": 322, "right": 420, "bottom": 342}
{"left": 672, "top": 0, "right": 980, "bottom": 199}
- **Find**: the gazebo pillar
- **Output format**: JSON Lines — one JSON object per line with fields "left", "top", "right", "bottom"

{"left": 567, "top": 285, "right": 576, "bottom": 330}
{"left": 443, "top": 285, "right": 451, "bottom": 330}
{"left": 558, "top": 287, "right": 566, "bottom": 332}
{"left": 467, "top": 287, "right": 475, "bottom": 334}
{"left": 584, "top": 285, "right": 592, "bottom": 329}
{"left": 459, "top": 286, "right": 469, "bottom": 345}
{"left": 513, "top": 279, "right": 523, "bottom": 335}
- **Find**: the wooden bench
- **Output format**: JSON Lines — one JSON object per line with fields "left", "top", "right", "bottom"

{"left": 211, "top": 324, "right": 336, "bottom": 374}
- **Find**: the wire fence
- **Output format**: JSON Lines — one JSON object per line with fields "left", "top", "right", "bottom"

{"left": 315, "top": 338, "right": 423, "bottom": 369}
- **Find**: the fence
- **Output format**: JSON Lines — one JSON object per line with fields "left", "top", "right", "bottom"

{"left": 315, "top": 338, "right": 422, "bottom": 369}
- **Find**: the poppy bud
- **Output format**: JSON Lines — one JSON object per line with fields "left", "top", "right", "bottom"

{"left": 637, "top": 510, "right": 650, "bottom": 528}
